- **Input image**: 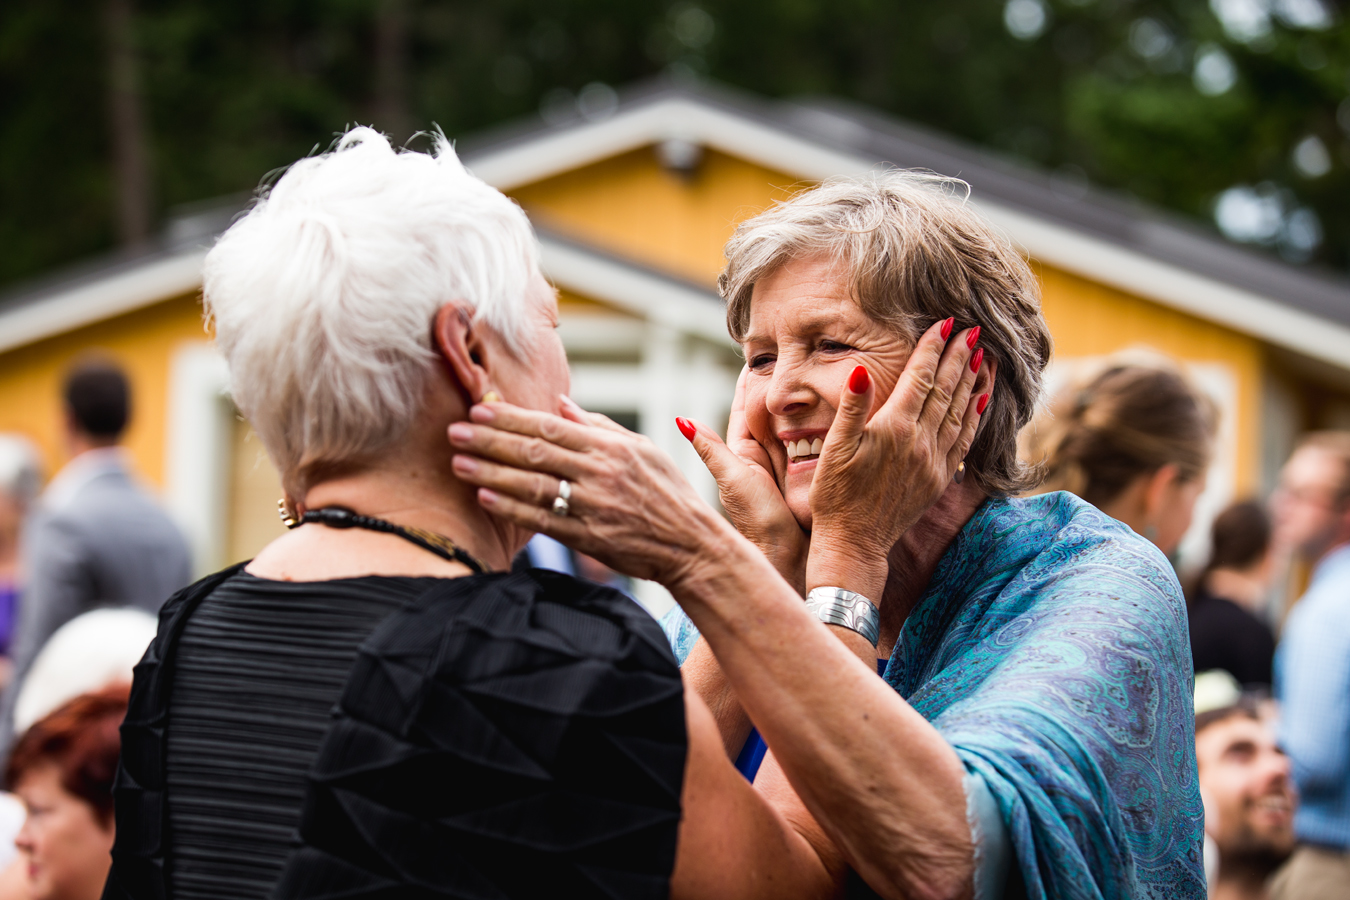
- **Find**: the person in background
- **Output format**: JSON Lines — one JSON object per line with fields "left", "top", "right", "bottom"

{"left": 0, "top": 684, "right": 128, "bottom": 900}
{"left": 1268, "top": 431, "right": 1350, "bottom": 900}
{"left": 0, "top": 362, "right": 190, "bottom": 754}
{"left": 1196, "top": 698, "right": 1297, "bottom": 900}
{"left": 1025, "top": 358, "right": 1216, "bottom": 558}
{"left": 0, "top": 437, "right": 42, "bottom": 681}
{"left": 1189, "top": 501, "right": 1277, "bottom": 688}
{"left": 519, "top": 533, "right": 634, "bottom": 595}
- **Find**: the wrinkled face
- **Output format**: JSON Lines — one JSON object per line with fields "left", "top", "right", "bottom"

{"left": 1272, "top": 446, "right": 1348, "bottom": 560}
{"left": 491, "top": 275, "right": 571, "bottom": 415}
{"left": 1195, "top": 715, "right": 1296, "bottom": 866}
{"left": 742, "top": 256, "right": 912, "bottom": 529}
{"left": 13, "top": 764, "right": 114, "bottom": 900}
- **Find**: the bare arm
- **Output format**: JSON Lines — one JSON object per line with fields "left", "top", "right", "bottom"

{"left": 682, "top": 638, "right": 755, "bottom": 758}
{"left": 677, "top": 365, "right": 807, "bottom": 755}
{"left": 674, "top": 689, "right": 843, "bottom": 900}
{"left": 668, "top": 519, "right": 973, "bottom": 900}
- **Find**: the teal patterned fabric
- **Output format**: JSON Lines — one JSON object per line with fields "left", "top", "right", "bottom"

{"left": 661, "top": 492, "right": 1205, "bottom": 899}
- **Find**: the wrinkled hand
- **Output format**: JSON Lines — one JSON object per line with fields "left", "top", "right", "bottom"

{"left": 679, "top": 367, "right": 809, "bottom": 593}
{"left": 448, "top": 398, "right": 731, "bottom": 587}
{"left": 808, "top": 321, "right": 987, "bottom": 586}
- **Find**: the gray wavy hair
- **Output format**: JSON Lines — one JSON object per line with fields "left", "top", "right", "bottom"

{"left": 720, "top": 171, "right": 1053, "bottom": 496}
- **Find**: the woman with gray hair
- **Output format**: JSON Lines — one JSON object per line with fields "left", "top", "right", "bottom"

{"left": 450, "top": 174, "right": 1207, "bottom": 898}
{"left": 101, "top": 130, "right": 936, "bottom": 900}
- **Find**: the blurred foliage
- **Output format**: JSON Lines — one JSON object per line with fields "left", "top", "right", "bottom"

{"left": 2, "top": 0, "right": 1349, "bottom": 289}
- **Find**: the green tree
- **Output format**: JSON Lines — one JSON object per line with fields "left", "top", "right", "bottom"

{"left": 1, "top": 0, "right": 1348, "bottom": 289}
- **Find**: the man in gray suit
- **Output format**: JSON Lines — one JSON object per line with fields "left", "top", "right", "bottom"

{"left": 1, "top": 361, "right": 191, "bottom": 749}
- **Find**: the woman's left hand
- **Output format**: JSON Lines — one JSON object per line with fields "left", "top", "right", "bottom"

{"left": 806, "top": 320, "right": 988, "bottom": 591}
{"left": 448, "top": 398, "right": 734, "bottom": 587}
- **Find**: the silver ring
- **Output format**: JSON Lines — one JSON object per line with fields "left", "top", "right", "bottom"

{"left": 551, "top": 479, "right": 572, "bottom": 516}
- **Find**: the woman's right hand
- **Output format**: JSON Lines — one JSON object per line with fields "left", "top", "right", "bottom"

{"left": 448, "top": 399, "right": 738, "bottom": 589}
{"left": 679, "top": 367, "right": 810, "bottom": 593}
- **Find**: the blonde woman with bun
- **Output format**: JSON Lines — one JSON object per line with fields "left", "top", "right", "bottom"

{"left": 1025, "top": 358, "right": 1217, "bottom": 557}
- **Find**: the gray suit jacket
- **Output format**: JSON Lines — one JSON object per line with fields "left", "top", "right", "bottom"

{"left": 1, "top": 455, "right": 191, "bottom": 751}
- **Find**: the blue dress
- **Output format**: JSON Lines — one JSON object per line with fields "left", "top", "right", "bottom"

{"left": 662, "top": 492, "right": 1206, "bottom": 900}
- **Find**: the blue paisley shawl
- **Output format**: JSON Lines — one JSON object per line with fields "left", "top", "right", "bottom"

{"left": 662, "top": 492, "right": 1205, "bottom": 900}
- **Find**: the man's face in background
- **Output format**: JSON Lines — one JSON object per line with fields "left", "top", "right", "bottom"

{"left": 1272, "top": 446, "right": 1350, "bottom": 561}
{"left": 1196, "top": 712, "right": 1297, "bottom": 871}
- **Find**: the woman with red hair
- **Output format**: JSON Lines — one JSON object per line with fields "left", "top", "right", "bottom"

{"left": 4, "top": 684, "right": 127, "bottom": 900}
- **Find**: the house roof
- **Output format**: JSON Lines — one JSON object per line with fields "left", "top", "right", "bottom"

{"left": 462, "top": 77, "right": 1350, "bottom": 371}
{"left": 0, "top": 223, "right": 728, "bottom": 357}
{"left": 0, "top": 199, "right": 239, "bottom": 354}
{"left": 2, "top": 76, "right": 1348, "bottom": 367}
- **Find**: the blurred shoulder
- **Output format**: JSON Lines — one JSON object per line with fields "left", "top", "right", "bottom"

{"left": 37, "top": 471, "right": 184, "bottom": 543}
{"left": 1286, "top": 547, "right": 1350, "bottom": 636}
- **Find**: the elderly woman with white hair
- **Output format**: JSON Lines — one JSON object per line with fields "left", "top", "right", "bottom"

{"left": 448, "top": 175, "right": 1208, "bottom": 898}
{"left": 97, "top": 130, "right": 992, "bottom": 900}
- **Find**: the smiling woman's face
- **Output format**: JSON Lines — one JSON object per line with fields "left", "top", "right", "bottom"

{"left": 742, "top": 255, "right": 914, "bottom": 530}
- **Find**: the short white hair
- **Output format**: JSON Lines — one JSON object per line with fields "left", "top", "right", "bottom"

{"left": 204, "top": 127, "right": 541, "bottom": 491}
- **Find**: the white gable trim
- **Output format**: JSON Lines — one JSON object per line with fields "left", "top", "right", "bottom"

{"left": 0, "top": 233, "right": 725, "bottom": 356}
{"left": 468, "top": 96, "right": 880, "bottom": 191}
{"left": 470, "top": 96, "right": 1350, "bottom": 372}
{"left": 0, "top": 248, "right": 207, "bottom": 355}
{"left": 164, "top": 343, "right": 233, "bottom": 577}
{"left": 984, "top": 203, "right": 1350, "bottom": 370}
{"left": 538, "top": 233, "right": 732, "bottom": 348}
{"left": 4, "top": 92, "right": 1348, "bottom": 368}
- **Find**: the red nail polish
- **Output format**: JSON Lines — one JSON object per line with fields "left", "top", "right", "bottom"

{"left": 676, "top": 417, "right": 696, "bottom": 441}
{"left": 976, "top": 392, "right": 990, "bottom": 414}
{"left": 848, "top": 366, "right": 870, "bottom": 394}
{"left": 966, "top": 326, "right": 981, "bottom": 349}
{"left": 970, "top": 348, "right": 984, "bottom": 373}
{"left": 940, "top": 318, "right": 954, "bottom": 341}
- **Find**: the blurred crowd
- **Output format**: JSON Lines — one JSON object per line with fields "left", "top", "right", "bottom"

{"left": 0, "top": 360, "right": 186, "bottom": 900}
{"left": 0, "top": 349, "right": 1343, "bottom": 899}
{"left": 1021, "top": 355, "right": 1350, "bottom": 900}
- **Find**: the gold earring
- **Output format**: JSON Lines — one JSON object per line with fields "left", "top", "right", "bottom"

{"left": 277, "top": 498, "right": 299, "bottom": 529}
{"left": 481, "top": 390, "right": 502, "bottom": 403}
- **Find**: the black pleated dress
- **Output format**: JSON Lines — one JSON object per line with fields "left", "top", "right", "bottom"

{"left": 102, "top": 565, "right": 687, "bottom": 900}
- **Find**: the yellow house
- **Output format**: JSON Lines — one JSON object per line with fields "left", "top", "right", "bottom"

{"left": 2, "top": 79, "right": 1348, "bottom": 594}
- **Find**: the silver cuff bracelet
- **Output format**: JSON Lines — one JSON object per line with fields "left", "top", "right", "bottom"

{"left": 805, "top": 586, "right": 881, "bottom": 648}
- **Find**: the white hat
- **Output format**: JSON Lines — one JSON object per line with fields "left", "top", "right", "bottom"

{"left": 13, "top": 608, "right": 157, "bottom": 734}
